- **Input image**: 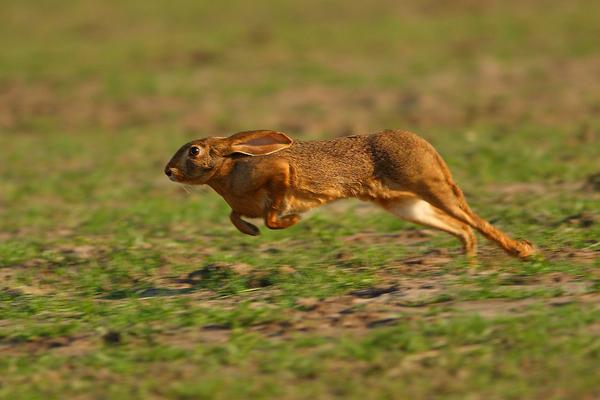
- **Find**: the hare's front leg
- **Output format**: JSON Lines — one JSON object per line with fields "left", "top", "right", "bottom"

{"left": 263, "top": 172, "right": 301, "bottom": 230}
{"left": 230, "top": 211, "right": 260, "bottom": 236}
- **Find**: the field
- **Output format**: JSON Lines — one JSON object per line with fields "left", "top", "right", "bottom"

{"left": 1, "top": 0, "right": 600, "bottom": 398}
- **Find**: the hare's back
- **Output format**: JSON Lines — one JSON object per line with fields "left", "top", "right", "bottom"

{"left": 285, "top": 135, "right": 374, "bottom": 192}
{"left": 368, "top": 130, "right": 448, "bottom": 186}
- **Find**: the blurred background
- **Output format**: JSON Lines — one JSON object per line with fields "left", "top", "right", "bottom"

{"left": 1, "top": 1, "right": 600, "bottom": 398}
{"left": 2, "top": 0, "right": 600, "bottom": 135}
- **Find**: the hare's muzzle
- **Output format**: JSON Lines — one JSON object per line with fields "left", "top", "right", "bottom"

{"left": 165, "top": 167, "right": 180, "bottom": 182}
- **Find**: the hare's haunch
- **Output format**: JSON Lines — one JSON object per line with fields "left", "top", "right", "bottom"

{"left": 165, "top": 130, "right": 535, "bottom": 259}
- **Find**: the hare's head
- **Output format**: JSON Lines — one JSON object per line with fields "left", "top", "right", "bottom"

{"left": 164, "top": 130, "right": 293, "bottom": 185}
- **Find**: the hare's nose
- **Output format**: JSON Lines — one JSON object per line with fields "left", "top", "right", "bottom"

{"left": 165, "top": 168, "right": 173, "bottom": 177}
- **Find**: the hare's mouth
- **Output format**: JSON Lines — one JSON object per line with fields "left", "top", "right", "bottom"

{"left": 166, "top": 171, "right": 206, "bottom": 185}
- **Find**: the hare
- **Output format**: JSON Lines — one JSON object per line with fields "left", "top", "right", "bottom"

{"left": 165, "top": 129, "right": 535, "bottom": 259}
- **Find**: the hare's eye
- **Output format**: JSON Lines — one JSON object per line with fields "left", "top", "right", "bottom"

{"left": 189, "top": 146, "right": 201, "bottom": 156}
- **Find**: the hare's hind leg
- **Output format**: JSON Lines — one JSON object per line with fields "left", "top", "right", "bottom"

{"left": 414, "top": 183, "right": 535, "bottom": 258}
{"left": 379, "top": 197, "right": 477, "bottom": 257}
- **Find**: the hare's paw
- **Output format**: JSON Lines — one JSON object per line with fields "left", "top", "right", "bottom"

{"left": 240, "top": 220, "right": 260, "bottom": 236}
{"left": 230, "top": 212, "right": 261, "bottom": 236}
{"left": 265, "top": 213, "right": 301, "bottom": 230}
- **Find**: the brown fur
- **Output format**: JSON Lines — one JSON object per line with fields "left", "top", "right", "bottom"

{"left": 165, "top": 129, "right": 535, "bottom": 259}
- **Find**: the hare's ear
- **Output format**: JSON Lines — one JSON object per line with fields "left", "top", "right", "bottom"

{"left": 225, "top": 130, "right": 293, "bottom": 156}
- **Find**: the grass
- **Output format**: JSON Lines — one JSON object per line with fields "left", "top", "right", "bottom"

{"left": 1, "top": 0, "right": 599, "bottom": 399}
